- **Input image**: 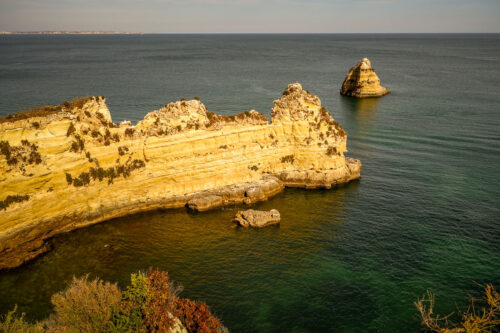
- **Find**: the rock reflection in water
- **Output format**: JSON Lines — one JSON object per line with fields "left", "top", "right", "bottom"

{"left": 341, "top": 96, "right": 381, "bottom": 132}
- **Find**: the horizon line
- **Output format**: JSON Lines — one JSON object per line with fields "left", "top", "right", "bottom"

{"left": 2, "top": 31, "right": 500, "bottom": 35}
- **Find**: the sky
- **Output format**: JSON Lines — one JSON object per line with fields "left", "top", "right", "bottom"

{"left": 0, "top": 0, "right": 499, "bottom": 33}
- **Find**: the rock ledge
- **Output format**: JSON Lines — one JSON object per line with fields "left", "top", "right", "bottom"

{"left": 233, "top": 209, "right": 281, "bottom": 228}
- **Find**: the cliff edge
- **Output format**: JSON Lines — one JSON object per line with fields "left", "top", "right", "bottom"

{"left": 340, "top": 58, "right": 390, "bottom": 98}
{"left": 0, "top": 83, "right": 361, "bottom": 269}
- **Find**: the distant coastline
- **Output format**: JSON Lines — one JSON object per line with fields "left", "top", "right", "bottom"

{"left": 0, "top": 31, "right": 143, "bottom": 35}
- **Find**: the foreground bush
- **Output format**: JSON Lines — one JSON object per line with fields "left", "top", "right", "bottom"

{"left": 46, "top": 275, "right": 121, "bottom": 332}
{"left": 0, "top": 306, "right": 44, "bottom": 333}
{"left": 415, "top": 284, "right": 499, "bottom": 333}
{"left": 174, "top": 298, "right": 223, "bottom": 333}
{"left": 0, "top": 268, "right": 226, "bottom": 333}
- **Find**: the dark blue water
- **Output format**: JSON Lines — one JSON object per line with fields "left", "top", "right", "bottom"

{"left": 1, "top": 34, "right": 500, "bottom": 332}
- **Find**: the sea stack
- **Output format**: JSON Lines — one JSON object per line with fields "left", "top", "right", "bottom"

{"left": 340, "top": 58, "right": 390, "bottom": 98}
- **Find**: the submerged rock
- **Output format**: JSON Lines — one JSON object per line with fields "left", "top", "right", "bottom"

{"left": 233, "top": 209, "right": 281, "bottom": 228}
{"left": 340, "top": 58, "right": 390, "bottom": 98}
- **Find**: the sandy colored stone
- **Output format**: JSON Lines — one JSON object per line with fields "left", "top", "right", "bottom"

{"left": 233, "top": 209, "right": 281, "bottom": 228}
{"left": 340, "top": 58, "right": 390, "bottom": 98}
{"left": 0, "top": 83, "right": 361, "bottom": 269}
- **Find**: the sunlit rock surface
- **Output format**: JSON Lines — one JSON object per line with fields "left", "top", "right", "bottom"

{"left": 233, "top": 209, "right": 281, "bottom": 228}
{"left": 0, "top": 83, "right": 361, "bottom": 269}
{"left": 340, "top": 58, "right": 390, "bottom": 98}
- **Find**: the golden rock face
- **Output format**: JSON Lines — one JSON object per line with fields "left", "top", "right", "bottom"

{"left": 0, "top": 83, "right": 361, "bottom": 269}
{"left": 340, "top": 58, "right": 390, "bottom": 98}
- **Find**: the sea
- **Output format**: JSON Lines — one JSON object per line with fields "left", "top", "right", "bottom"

{"left": 0, "top": 34, "right": 499, "bottom": 332}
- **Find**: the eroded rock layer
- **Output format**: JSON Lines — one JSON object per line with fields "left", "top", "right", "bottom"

{"left": 340, "top": 58, "right": 390, "bottom": 98}
{"left": 233, "top": 209, "right": 281, "bottom": 228}
{"left": 0, "top": 83, "right": 361, "bottom": 269}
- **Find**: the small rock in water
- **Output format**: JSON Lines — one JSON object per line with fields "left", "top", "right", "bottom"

{"left": 340, "top": 57, "right": 390, "bottom": 98}
{"left": 232, "top": 209, "right": 281, "bottom": 228}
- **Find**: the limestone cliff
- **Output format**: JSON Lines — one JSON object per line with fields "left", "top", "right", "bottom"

{"left": 0, "top": 83, "right": 361, "bottom": 269}
{"left": 340, "top": 58, "right": 390, "bottom": 98}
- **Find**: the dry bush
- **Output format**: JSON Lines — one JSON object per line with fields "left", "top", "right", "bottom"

{"left": 0, "top": 268, "right": 226, "bottom": 333}
{"left": 46, "top": 275, "right": 122, "bottom": 332}
{"left": 0, "top": 97, "right": 93, "bottom": 124}
{"left": 0, "top": 306, "right": 44, "bottom": 333}
{"left": 415, "top": 284, "right": 500, "bottom": 333}
{"left": 145, "top": 268, "right": 183, "bottom": 332}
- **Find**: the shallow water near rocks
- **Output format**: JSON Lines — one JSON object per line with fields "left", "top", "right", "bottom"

{"left": 1, "top": 34, "right": 500, "bottom": 332}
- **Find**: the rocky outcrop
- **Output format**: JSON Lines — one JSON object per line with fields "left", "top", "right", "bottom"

{"left": 233, "top": 209, "right": 281, "bottom": 228}
{"left": 340, "top": 58, "right": 390, "bottom": 98}
{"left": 0, "top": 83, "right": 361, "bottom": 269}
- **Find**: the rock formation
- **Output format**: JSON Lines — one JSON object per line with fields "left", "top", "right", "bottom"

{"left": 233, "top": 209, "right": 281, "bottom": 228}
{"left": 340, "top": 58, "right": 390, "bottom": 98}
{"left": 0, "top": 83, "right": 361, "bottom": 269}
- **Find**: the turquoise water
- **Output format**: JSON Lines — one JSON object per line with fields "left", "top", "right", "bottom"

{"left": 1, "top": 34, "right": 499, "bottom": 332}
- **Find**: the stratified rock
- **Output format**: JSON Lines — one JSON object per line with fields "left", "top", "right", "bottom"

{"left": 233, "top": 209, "right": 281, "bottom": 228}
{"left": 0, "top": 83, "right": 361, "bottom": 269}
{"left": 340, "top": 58, "right": 390, "bottom": 98}
{"left": 119, "top": 120, "right": 132, "bottom": 128}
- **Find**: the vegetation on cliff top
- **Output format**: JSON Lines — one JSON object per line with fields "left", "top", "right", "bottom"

{"left": 415, "top": 284, "right": 499, "bottom": 332}
{"left": 206, "top": 110, "right": 268, "bottom": 127}
{"left": 0, "top": 97, "right": 97, "bottom": 124}
{"left": 0, "top": 268, "right": 226, "bottom": 333}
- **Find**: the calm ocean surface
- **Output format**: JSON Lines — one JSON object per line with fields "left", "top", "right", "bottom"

{"left": 0, "top": 34, "right": 499, "bottom": 332}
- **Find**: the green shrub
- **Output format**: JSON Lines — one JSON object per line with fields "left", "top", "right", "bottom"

{"left": 66, "top": 123, "right": 76, "bottom": 137}
{"left": 69, "top": 135, "right": 85, "bottom": 153}
{"left": 0, "top": 195, "right": 30, "bottom": 211}
{"left": 28, "top": 150, "right": 42, "bottom": 165}
{"left": 0, "top": 140, "right": 11, "bottom": 159}
{"left": 280, "top": 154, "right": 295, "bottom": 164}
{"left": 1, "top": 140, "right": 42, "bottom": 166}
{"left": 326, "top": 146, "right": 337, "bottom": 156}
{"left": 65, "top": 173, "right": 72, "bottom": 185}
{"left": 118, "top": 146, "right": 129, "bottom": 156}
{"left": 73, "top": 178, "right": 83, "bottom": 187}
{"left": 125, "top": 128, "right": 135, "bottom": 137}
{"left": 109, "top": 271, "right": 149, "bottom": 332}
{"left": 7, "top": 156, "right": 18, "bottom": 165}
